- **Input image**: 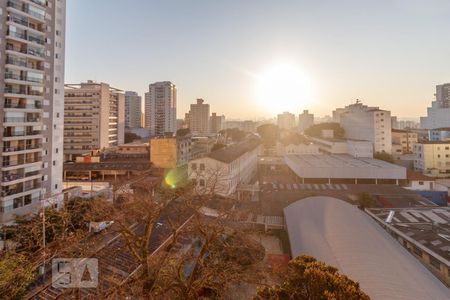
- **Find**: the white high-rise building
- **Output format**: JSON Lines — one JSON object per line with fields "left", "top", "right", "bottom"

{"left": 298, "top": 110, "right": 314, "bottom": 132}
{"left": 277, "top": 112, "right": 296, "bottom": 130}
{"left": 1, "top": 0, "right": 66, "bottom": 224}
{"left": 339, "top": 102, "right": 392, "bottom": 153}
{"left": 189, "top": 98, "right": 210, "bottom": 135}
{"left": 420, "top": 84, "right": 450, "bottom": 129}
{"left": 64, "top": 81, "right": 125, "bottom": 160}
{"left": 125, "top": 91, "right": 142, "bottom": 128}
{"left": 145, "top": 81, "right": 177, "bottom": 137}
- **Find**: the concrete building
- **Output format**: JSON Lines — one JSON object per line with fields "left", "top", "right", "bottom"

{"left": 298, "top": 110, "right": 314, "bottom": 132}
{"left": 277, "top": 112, "right": 295, "bottom": 130}
{"left": 338, "top": 102, "right": 392, "bottom": 153}
{"left": 414, "top": 141, "right": 450, "bottom": 176}
{"left": 145, "top": 81, "right": 177, "bottom": 137}
{"left": 421, "top": 83, "right": 450, "bottom": 129}
{"left": 210, "top": 112, "right": 225, "bottom": 134}
{"left": 124, "top": 91, "right": 141, "bottom": 128}
{"left": 188, "top": 139, "right": 261, "bottom": 197}
{"left": 64, "top": 81, "right": 125, "bottom": 161}
{"left": 285, "top": 154, "right": 406, "bottom": 184}
{"left": 429, "top": 127, "right": 450, "bottom": 142}
{"left": 188, "top": 98, "right": 210, "bottom": 135}
{"left": 392, "top": 129, "right": 418, "bottom": 155}
{"left": 284, "top": 197, "right": 449, "bottom": 299}
{"left": 150, "top": 134, "right": 192, "bottom": 169}
{"left": 311, "top": 137, "right": 374, "bottom": 158}
{"left": 1, "top": 0, "right": 66, "bottom": 224}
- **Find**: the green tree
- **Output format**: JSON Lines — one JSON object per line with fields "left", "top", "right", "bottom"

{"left": 255, "top": 255, "right": 370, "bottom": 300}
{"left": 125, "top": 132, "right": 141, "bottom": 143}
{"left": 357, "top": 192, "right": 377, "bottom": 209}
{"left": 257, "top": 124, "right": 280, "bottom": 146}
{"left": 304, "top": 123, "right": 345, "bottom": 138}
{"left": 0, "top": 253, "right": 35, "bottom": 300}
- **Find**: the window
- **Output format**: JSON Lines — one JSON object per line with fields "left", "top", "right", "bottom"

{"left": 418, "top": 181, "right": 424, "bottom": 185}
{"left": 429, "top": 256, "right": 441, "bottom": 270}
{"left": 191, "top": 163, "right": 197, "bottom": 170}
{"left": 438, "top": 155, "right": 441, "bottom": 158}
{"left": 199, "top": 179, "right": 205, "bottom": 187}
{"left": 200, "top": 163, "right": 205, "bottom": 171}
{"left": 412, "top": 246, "right": 422, "bottom": 257}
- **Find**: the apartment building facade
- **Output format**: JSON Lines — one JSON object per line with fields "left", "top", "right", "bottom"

{"left": 298, "top": 110, "right": 314, "bottom": 132}
{"left": 150, "top": 133, "right": 192, "bottom": 169}
{"left": 0, "top": 0, "right": 66, "bottom": 224}
{"left": 124, "top": 91, "right": 141, "bottom": 128}
{"left": 64, "top": 81, "right": 125, "bottom": 160}
{"left": 339, "top": 102, "right": 392, "bottom": 153}
{"left": 188, "top": 98, "right": 210, "bottom": 135}
{"left": 414, "top": 141, "right": 450, "bottom": 176}
{"left": 277, "top": 112, "right": 295, "bottom": 130}
{"left": 145, "top": 81, "right": 176, "bottom": 137}
{"left": 210, "top": 112, "right": 225, "bottom": 134}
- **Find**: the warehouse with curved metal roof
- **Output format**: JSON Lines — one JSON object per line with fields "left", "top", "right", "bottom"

{"left": 284, "top": 196, "right": 449, "bottom": 300}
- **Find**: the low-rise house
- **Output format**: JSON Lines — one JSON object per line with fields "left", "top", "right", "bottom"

{"left": 188, "top": 139, "right": 261, "bottom": 197}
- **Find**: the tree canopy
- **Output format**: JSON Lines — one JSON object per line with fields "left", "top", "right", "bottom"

{"left": 255, "top": 255, "right": 370, "bottom": 300}
{"left": 257, "top": 124, "right": 280, "bottom": 146}
{"left": 304, "top": 123, "right": 345, "bottom": 139}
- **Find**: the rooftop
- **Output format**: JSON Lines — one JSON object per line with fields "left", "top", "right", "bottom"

{"left": 206, "top": 139, "right": 261, "bottom": 163}
{"left": 285, "top": 154, "right": 406, "bottom": 179}
{"left": 367, "top": 207, "right": 450, "bottom": 264}
{"left": 407, "top": 170, "right": 434, "bottom": 181}
{"left": 284, "top": 197, "right": 449, "bottom": 299}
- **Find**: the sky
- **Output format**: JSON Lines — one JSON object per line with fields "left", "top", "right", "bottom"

{"left": 66, "top": 0, "right": 450, "bottom": 120}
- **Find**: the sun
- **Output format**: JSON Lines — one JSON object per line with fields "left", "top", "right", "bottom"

{"left": 254, "top": 63, "right": 314, "bottom": 113}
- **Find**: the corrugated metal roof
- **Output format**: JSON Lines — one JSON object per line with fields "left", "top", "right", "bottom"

{"left": 284, "top": 196, "right": 449, "bottom": 300}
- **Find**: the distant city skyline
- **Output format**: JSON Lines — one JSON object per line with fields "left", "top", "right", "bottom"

{"left": 66, "top": 0, "right": 450, "bottom": 119}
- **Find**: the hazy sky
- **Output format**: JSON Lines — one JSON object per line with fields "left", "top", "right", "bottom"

{"left": 66, "top": 0, "right": 450, "bottom": 119}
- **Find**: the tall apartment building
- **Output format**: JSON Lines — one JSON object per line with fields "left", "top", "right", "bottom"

{"left": 298, "top": 110, "right": 314, "bottom": 132}
{"left": 64, "top": 81, "right": 125, "bottom": 160}
{"left": 124, "top": 91, "right": 141, "bottom": 128}
{"left": 421, "top": 83, "right": 450, "bottom": 129}
{"left": 339, "top": 102, "right": 392, "bottom": 153}
{"left": 277, "top": 112, "right": 295, "bottom": 130}
{"left": 0, "top": 0, "right": 66, "bottom": 224}
{"left": 210, "top": 112, "right": 225, "bottom": 134}
{"left": 189, "top": 98, "right": 210, "bottom": 135}
{"left": 145, "top": 81, "right": 176, "bottom": 137}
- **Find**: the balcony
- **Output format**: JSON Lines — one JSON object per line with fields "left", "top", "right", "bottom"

{"left": 4, "top": 101, "right": 42, "bottom": 109}
{"left": 3, "top": 117, "right": 41, "bottom": 123}
{"left": 7, "top": 14, "right": 45, "bottom": 33}
{"left": 2, "top": 157, "right": 42, "bottom": 168}
{"left": 4, "top": 87, "right": 44, "bottom": 97}
{"left": 2, "top": 144, "right": 42, "bottom": 153}
{"left": 7, "top": 1, "right": 45, "bottom": 21}
{"left": 5, "top": 72, "right": 44, "bottom": 84}
{"left": 6, "top": 44, "right": 45, "bottom": 59}
{"left": 3, "top": 130, "right": 41, "bottom": 138}
{"left": 6, "top": 56, "right": 44, "bottom": 71}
